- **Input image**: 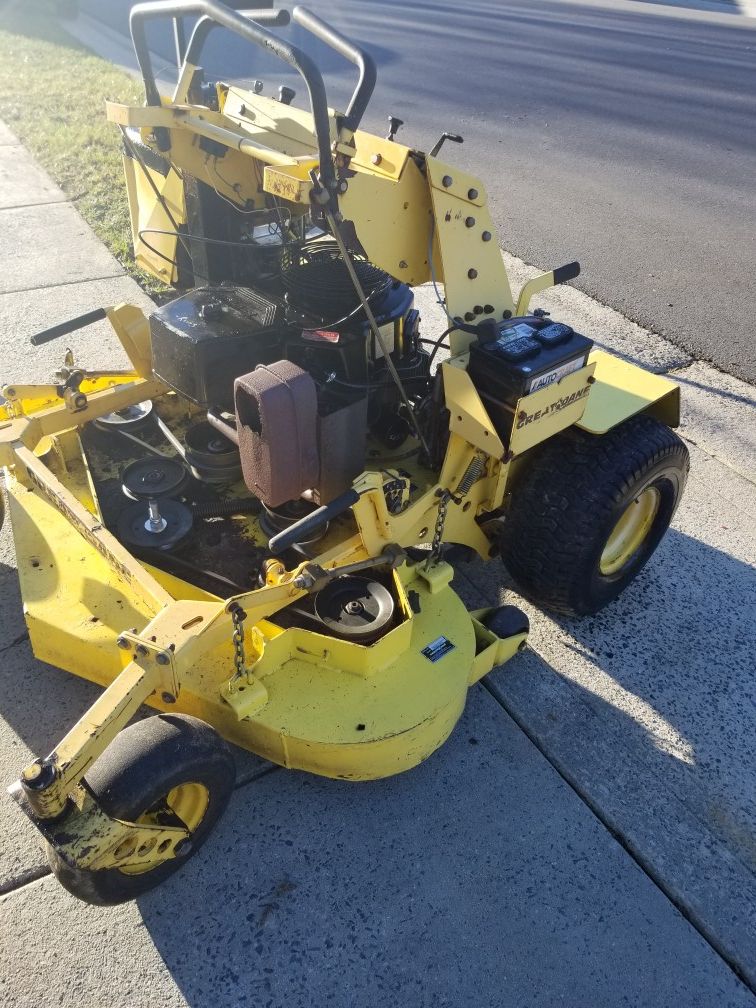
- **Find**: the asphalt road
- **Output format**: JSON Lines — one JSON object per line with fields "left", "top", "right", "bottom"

{"left": 85, "top": 0, "right": 756, "bottom": 383}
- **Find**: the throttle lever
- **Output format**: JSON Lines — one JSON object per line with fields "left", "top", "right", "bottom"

{"left": 386, "top": 115, "right": 404, "bottom": 142}
{"left": 429, "top": 132, "right": 463, "bottom": 157}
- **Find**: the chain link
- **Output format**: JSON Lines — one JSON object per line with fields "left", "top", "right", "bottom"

{"left": 426, "top": 490, "right": 451, "bottom": 570}
{"left": 425, "top": 454, "right": 487, "bottom": 571}
{"left": 229, "top": 603, "right": 247, "bottom": 680}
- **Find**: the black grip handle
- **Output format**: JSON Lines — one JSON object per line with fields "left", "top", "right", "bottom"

{"left": 552, "top": 261, "right": 581, "bottom": 285}
{"left": 292, "top": 6, "right": 376, "bottom": 132}
{"left": 29, "top": 308, "right": 107, "bottom": 347}
{"left": 269, "top": 488, "right": 360, "bottom": 554}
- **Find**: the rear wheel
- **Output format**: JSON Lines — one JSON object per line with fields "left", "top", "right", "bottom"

{"left": 47, "top": 713, "right": 235, "bottom": 905}
{"left": 500, "top": 414, "right": 689, "bottom": 616}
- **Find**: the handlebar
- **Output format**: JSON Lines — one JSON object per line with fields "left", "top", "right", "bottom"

{"left": 179, "top": 9, "right": 290, "bottom": 89}
{"left": 129, "top": 1, "right": 335, "bottom": 192}
{"left": 291, "top": 7, "right": 376, "bottom": 132}
{"left": 129, "top": 2, "right": 378, "bottom": 194}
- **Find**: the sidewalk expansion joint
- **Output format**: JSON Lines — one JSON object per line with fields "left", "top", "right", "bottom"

{"left": 680, "top": 434, "right": 756, "bottom": 486}
{"left": 0, "top": 865, "right": 50, "bottom": 900}
{"left": 4, "top": 272, "right": 126, "bottom": 297}
{"left": 481, "top": 671, "right": 756, "bottom": 997}
{"left": 0, "top": 197, "right": 68, "bottom": 212}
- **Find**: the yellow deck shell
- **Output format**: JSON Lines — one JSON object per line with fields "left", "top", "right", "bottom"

{"left": 5, "top": 443, "right": 522, "bottom": 782}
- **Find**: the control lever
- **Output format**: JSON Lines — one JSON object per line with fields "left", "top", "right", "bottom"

{"left": 429, "top": 132, "right": 463, "bottom": 157}
{"left": 269, "top": 486, "right": 360, "bottom": 554}
{"left": 293, "top": 544, "right": 406, "bottom": 592}
{"left": 386, "top": 115, "right": 403, "bottom": 141}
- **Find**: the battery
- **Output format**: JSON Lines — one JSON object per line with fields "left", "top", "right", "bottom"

{"left": 467, "top": 316, "right": 593, "bottom": 434}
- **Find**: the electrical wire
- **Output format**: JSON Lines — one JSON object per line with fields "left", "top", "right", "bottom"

{"left": 119, "top": 126, "right": 216, "bottom": 285}
{"left": 418, "top": 337, "right": 450, "bottom": 352}
{"left": 138, "top": 232, "right": 180, "bottom": 270}
{"left": 203, "top": 157, "right": 295, "bottom": 243}
{"left": 140, "top": 228, "right": 274, "bottom": 251}
{"left": 204, "top": 156, "right": 263, "bottom": 215}
{"left": 426, "top": 326, "right": 457, "bottom": 369}
{"left": 427, "top": 218, "right": 457, "bottom": 327}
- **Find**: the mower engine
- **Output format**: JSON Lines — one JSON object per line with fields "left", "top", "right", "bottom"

{"left": 149, "top": 238, "right": 430, "bottom": 507}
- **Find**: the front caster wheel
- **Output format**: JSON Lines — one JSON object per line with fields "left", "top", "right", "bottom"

{"left": 47, "top": 714, "right": 235, "bottom": 905}
{"left": 500, "top": 414, "right": 689, "bottom": 616}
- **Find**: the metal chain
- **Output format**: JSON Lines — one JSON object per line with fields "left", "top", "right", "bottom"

{"left": 228, "top": 603, "right": 247, "bottom": 680}
{"left": 425, "top": 454, "right": 487, "bottom": 571}
{"left": 426, "top": 490, "right": 451, "bottom": 570}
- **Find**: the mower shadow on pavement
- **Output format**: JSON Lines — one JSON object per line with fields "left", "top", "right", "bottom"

{"left": 459, "top": 527, "right": 756, "bottom": 872}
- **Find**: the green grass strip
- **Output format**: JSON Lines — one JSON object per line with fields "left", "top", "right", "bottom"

{"left": 0, "top": 2, "right": 166, "bottom": 295}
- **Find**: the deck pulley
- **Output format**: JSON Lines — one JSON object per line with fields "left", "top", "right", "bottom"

{"left": 117, "top": 457, "right": 193, "bottom": 550}
{"left": 313, "top": 575, "right": 395, "bottom": 642}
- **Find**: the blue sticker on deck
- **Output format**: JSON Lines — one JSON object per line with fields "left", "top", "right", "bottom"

{"left": 422, "top": 636, "right": 455, "bottom": 662}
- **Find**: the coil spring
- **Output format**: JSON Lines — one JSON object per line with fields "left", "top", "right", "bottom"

{"left": 190, "top": 498, "right": 260, "bottom": 519}
{"left": 454, "top": 454, "right": 487, "bottom": 499}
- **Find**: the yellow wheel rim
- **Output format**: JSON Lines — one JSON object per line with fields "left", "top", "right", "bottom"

{"left": 118, "top": 781, "right": 209, "bottom": 876}
{"left": 600, "top": 487, "right": 660, "bottom": 576}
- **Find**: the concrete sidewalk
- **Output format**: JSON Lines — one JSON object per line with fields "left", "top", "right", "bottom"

{"left": 0, "top": 126, "right": 754, "bottom": 1007}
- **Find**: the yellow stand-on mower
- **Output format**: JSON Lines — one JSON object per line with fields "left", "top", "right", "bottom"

{"left": 1, "top": 2, "right": 689, "bottom": 904}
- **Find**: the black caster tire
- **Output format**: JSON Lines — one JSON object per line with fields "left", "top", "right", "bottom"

{"left": 500, "top": 414, "right": 689, "bottom": 617}
{"left": 47, "top": 714, "right": 235, "bottom": 906}
{"left": 481, "top": 605, "right": 529, "bottom": 639}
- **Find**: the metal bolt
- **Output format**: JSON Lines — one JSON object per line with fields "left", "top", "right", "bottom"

{"left": 484, "top": 304, "right": 494, "bottom": 314}
{"left": 156, "top": 651, "right": 171, "bottom": 666}
{"left": 442, "top": 175, "right": 453, "bottom": 188}
{"left": 146, "top": 499, "right": 167, "bottom": 534}
{"left": 135, "top": 643, "right": 149, "bottom": 657}
{"left": 21, "top": 762, "right": 43, "bottom": 783}
{"left": 468, "top": 188, "right": 479, "bottom": 200}
{"left": 371, "top": 153, "right": 382, "bottom": 165}
{"left": 116, "top": 636, "right": 130, "bottom": 650}
{"left": 482, "top": 231, "right": 492, "bottom": 242}
{"left": 465, "top": 217, "right": 475, "bottom": 228}
{"left": 161, "top": 691, "right": 176, "bottom": 704}
{"left": 337, "top": 179, "right": 348, "bottom": 194}
{"left": 502, "top": 309, "right": 512, "bottom": 319}
{"left": 474, "top": 305, "right": 483, "bottom": 315}
{"left": 5, "top": 387, "right": 15, "bottom": 397}
{"left": 468, "top": 268, "right": 478, "bottom": 279}
{"left": 464, "top": 312, "right": 475, "bottom": 322}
